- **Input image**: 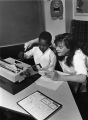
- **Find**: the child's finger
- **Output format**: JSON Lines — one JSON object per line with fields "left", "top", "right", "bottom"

{"left": 45, "top": 71, "right": 54, "bottom": 78}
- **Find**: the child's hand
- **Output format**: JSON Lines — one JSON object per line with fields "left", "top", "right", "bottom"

{"left": 45, "top": 70, "right": 54, "bottom": 78}
{"left": 38, "top": 69, "right": 46, "bottom": 76}
{"left": 45, "top": 70, "right": 60, "bottom": 81}
{"left": 24, "top": 41, "right": 32, "bottom": 51}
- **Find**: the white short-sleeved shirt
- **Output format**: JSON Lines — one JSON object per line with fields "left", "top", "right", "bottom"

{"left": 59, "top": 49, "right": 87, "bottom": 75}
{"left": 24, "top": 47, "right": 56, "bottom": 71}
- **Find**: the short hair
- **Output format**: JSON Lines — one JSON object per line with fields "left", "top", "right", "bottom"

{"left": 54, "top": 33, "right": 73, "bottom": 49}
{"left": 39, "top": 31, "right": 52, "bottom": 46}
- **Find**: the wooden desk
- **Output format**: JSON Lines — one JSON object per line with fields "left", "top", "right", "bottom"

{"left": 0, "top": 80, "right": 82, "bottom": 120}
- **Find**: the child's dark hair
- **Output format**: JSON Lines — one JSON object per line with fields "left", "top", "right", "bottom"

{"left": 55, "top": 33, "right": 78, "bottom": 67}
{"left": 39, "top": 31, "right": 52, "bottom": 46}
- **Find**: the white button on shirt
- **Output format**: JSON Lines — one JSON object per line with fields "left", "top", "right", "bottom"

{"left": 24, "top": 47, "right": 56, "bottom": 71}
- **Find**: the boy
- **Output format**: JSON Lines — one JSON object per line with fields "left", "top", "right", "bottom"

{"left": 24, "top": 31, "right": 56, "bottom": 72}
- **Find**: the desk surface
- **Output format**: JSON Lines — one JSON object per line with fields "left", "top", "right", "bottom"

{"left": 0, "top": 80, "right": 82, "bottom": 120}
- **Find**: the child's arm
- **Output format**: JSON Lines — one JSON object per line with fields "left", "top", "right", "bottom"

{"left": 45, "top": 70, "right": 87, "bottom": 83}
{"left": 24, "top": 37, "right": 55, "bottom": 51}
{"left": 24, "top": 38, "right": 39, "bottom": 51}
{"left": 24, "top": 48, "right": 34, "bottom": 59}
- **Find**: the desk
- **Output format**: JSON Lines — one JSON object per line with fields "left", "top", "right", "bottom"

{"left": 0, "top": 80, "right": 82, "bottom": 120}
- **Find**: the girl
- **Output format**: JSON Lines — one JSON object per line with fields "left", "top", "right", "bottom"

{"left": 45, "top": 33, "right": 87, "bottom": 93}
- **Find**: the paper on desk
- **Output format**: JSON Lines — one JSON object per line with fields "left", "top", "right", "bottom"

{"left": 35, "top": 72, "right": 68, "bottom": 90}
{"left": 35, "top": 71, "right": 69, "bottom": 91}
{"left": 35, "top": 76, "right": 63, "bottom": 90}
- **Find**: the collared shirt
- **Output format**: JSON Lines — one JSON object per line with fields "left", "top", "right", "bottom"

{"left": 24, "top": 47, "right": 56, "bottom": 71}
{"left": 59, "top": 49, "right": 87, "bottom": 75}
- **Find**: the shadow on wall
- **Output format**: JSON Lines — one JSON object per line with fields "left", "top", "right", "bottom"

{"left": 0, "top": 44, "right": 24, "bottom": 59}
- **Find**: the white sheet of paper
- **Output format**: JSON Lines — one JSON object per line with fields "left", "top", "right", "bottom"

{"left": 35, "top": 71, "right": 69, "bottom": 91}
{"left": 18, "top": 91, "right": 61, "bottom": 120}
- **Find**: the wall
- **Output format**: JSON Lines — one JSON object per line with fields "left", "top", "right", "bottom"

{"left": 73, "top": 0, "right": 88, "bottom": 21}
{"left": 0, "top": 0, "right": 45, "bottom": 47}
{"left": 43, "top": 0, "right": 66, "bottom": 39}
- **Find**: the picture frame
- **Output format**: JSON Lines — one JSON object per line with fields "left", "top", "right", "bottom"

{"left": 74, "top": 0, "right": 88, "bottom": 16}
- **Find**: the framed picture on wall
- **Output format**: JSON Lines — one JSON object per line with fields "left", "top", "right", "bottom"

{"left": 74, "top": 0, "right": 88, "bottom": 16}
